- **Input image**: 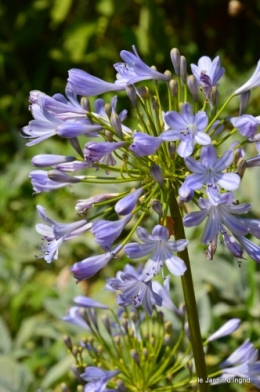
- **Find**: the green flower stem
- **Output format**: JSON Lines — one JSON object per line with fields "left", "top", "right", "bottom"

{"left": 169, "top": 186, "right": 210, "bottom": 392}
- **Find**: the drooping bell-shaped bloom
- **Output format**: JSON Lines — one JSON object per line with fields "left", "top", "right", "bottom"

{"left": 31, "top": 154, "right": 76, "bottom": 168}
{"left": 152, "top": 276, "right": 184, "bottom": 316}
{"left": 215, "top": 339, "right": 260, "bottom": 387}
{"left": 29, "top": 170, "right": 82, "bottom": 193}
{"left": 67, "top": 68, "right": 125, "bottom": 96}
{"left": 190, "top": 55, "right": 225, "bottom": 87}
{"left": 84, "top": 141, "right": 126, "bottom": 164}
{"left": 207, "top": 318, "right": 241, "bottom": 342}
{"left": 183, "top": 192, "right": 251, "bottom": 244}
{"left": 81, "top": 367, "right": 120, "bottom": 392}
{"left": 161, "top": 103, "right": 211, "bottom": 157}
{"left": 62, "top": 306, "right": 90, "bottom": 330}
{"left": 32, "top": 87, "right": 88, "bottom": 121}
{"left": 35, "top": 205, "right": 91, "bottom": 263}
{"left": 75, "top": 193, "right": 120, "bottom": 214}
{"left": 114, "top": 46, "right": 170, "bottom": 87}
{"left": 124, "top": 225, "right": 188, "bottom": 280}
{"left": 70, "top": 245, "right": 122, "bottom": 282}
{"left": 234, "top": 60, "right": 260, "bottom": 95}
{"left": 115, "top": 188, "right": 143, "bottom": 215}
{"left": 108, "top": 273, "right": 162, "bottom": 315}
{"left": 21, "top": 93, "right": 102, "bottom": 146}
{"left": 181, "top": 145, "right": 240, "bottom": 203}
{"left": 230, "top": 114, "right": 260, "bottom": 138}
{"left": 92, "top": 214, "right": 132, "bottom": 249}
{"left": 129, "top": 133, "right": 164, "bottom": 157}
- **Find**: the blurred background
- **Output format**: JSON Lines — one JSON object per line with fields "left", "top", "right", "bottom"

{"left": 1, "top": 0, "right": 260, "bottom": 390}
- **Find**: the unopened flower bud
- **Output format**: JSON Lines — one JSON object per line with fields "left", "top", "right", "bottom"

{"left": 210, "top": 86, "right": 219, "bottom": 107}
{"left": 239, "top": 91, "right": 251, "bottom": 115}
{"left": 228, "top": 0, "right": 243, "bottom": 17}
{"left": 237, "top": 158, "right": 246, "bottom": 178}
{"left": 80, "top": 97, "right": 91, "bottom": 112}
{"left": 168, "top": 141, "right": 176, "bottom": 157}
{"left": 150, "top": 164, "right": 164, "bottom": 186}
{"left": 169, "top": 79, "right": 178, "bottom": 97}
{"left": 111, "top": 112, "right": 123, "bottom": 138}
{"left": 142, "top": 348, "right": 149, "bottom": 357}
{"left": 130, "top": 349, "right": 140, "bottom": 365}
{"left": 126, "top": 85, "right": 137, "bottom": 107}
{"left": 102, "top": 315, "right": 111, "bottom": 334}
{"left": 61, "top": 383, "right": 70, "bottom": 392}
{"left": 77, "top": 386, "right": 84, "bottom": 392}
{"left": 63, "top": 335, "right": 73, "bottom": 351}
{"left": 164, "top": 70, "right": 172, "bottom": 79}
{"left": 170, "top": 48, "right": 181, "bottom": 76}
{"left": 105, "top": 103, "right": 112, "bottom": 117}
{"left": 48, "top": 170, "right": 82, "bottom": 183}
{"left": 152, "top": 96, "right": 159, "bottom": 112}
{"left": 72, "top": 365, "right": 83, "bottom": 382}
{"left": 164, "top": 321, "right": 172, "bottom": 333}
{"left": 180, "top": 56, "right": 187, "bottom": 83}
{"left": 164, "top": 333, "right": 172, "bottom": 345}
{"left": 138, "top": 86, "right": 150, "bottom": 99}
{"left": 187, "top": 75, "right": 199, "bottom": 101}
{"left": 151, "top": 199, "right": 163, "bottom": 216}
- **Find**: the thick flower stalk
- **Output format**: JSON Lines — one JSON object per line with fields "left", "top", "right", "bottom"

{"left": 22, "top": 45, "right": 260, "bottom": 391}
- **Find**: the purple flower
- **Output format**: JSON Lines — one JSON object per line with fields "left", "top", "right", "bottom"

{"left": 32, "top": 88, "right": 88, "bottom": 121}
{"left": 81, "top": 367, "right": 119, "bottom": 392}
{"left": 29, "top": 170, "right": 81, "bottom": 193}
{"left": 183, "top": 192, "right": 251, "bottom": 244}
{"left": 75, "top": 193, "right": 120, "bottom": 214}
{"left": 129, "top": 133, "right": 164, "bottom": 157}
{"left": 21, "top": 93, "right": 102, "bottom": 145}
{"left": 31, "top": 154, "right": 76, "bottom": 168}
{"left": 152, "top": 276, "right": 184, "bottom": 316}
{"left": 114, "top": 46, "right": 170, "bottom": 87}
{"left": 67, "top": 68, "right": 124, "bottom": 96}
{"left": 161, "top": 103, "right": 211, "bottom": 157}
{"left": 115, "top": 188, "right": 143, "bottom": 215}
{"left": 92, "top": 214, "right": 132, "bottom": 250}
{"left": 234, "top": 60, "right": 260, "bottom": 95}
{"left": 36, "top": 205, "right": 91, "bottom": 263}
{"left": 70, "top": 245, "right": 122, "bottom": 282}
{"left": 190, "top": 55, "right": 225, "bottom": 87}
{"left": 124, "top": 225, "right": 188, "bottom": 280}
{"left": 84, "top": 141, "right": 125, "bottom": 165}
{"left": 207, "top": 318, "right": 241, "bottom": 342}
{"left": 73, "top": 295, "right": 108, "bottom": 309}
{"left": 181, "top": 145, "right": 240, "bottom": 203}
{"left": 230, "top": 114, "right": 260, "bottom": 138}
{"left": 108, "top": 273, "right": 162, "bottom": 315}
{"left": 216, "top": 339, "right": 260, "bottom": 387}
{"left": 62, "top": 306, "right": 90, "bottom": 330}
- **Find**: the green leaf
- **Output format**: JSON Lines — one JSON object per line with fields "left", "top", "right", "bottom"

{"left": 0, "top": 317, "right": 12, "bottom": 354}
{"left": 0, "top": 356, "right": 33, "bottom": 392}
{"left": 50, "top": 0, "right": 73, "bottom": 24}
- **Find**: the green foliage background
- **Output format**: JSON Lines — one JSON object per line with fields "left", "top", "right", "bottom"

{"left": 1, "top": 0, "right": 260, "bottom": 390}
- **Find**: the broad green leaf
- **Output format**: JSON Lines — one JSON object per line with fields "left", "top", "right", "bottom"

{"left": 40, "top": 355, "right": 74, "bottom": 388}
{"left": 0, "top": 317, "right": 12, "bottom": 354}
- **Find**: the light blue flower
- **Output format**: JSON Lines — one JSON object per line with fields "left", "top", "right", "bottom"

{"left": 108, "top": 273, "right": 162, "bottom": 315}
{"left": 124, "top": 225, "right": 188, "bottom": 279}
{"left": 190, "top": 55, "right": 225, "bottom": 87}
{"left": 181, "top": 145, "right": 240, "bottom": 203}
{"left": 215, "top": 339, "right": 260, "bottom": 388}
{"left": 70, "top": 245, "right": 122, "bottom": 282}
{"left": 207, "top": 318, "right": 241, "bottom": 342}
{"left": 234, "top": 60, "right": 260, "bottom": 95}
{"left": 92, "top": 214, "right": 132, "bottom": 250}
{"left": 115, "top": 188, "right": 143, "bottom": 215}
{"left": 161, "top": 103, "right": 211, "bottom": 157}
{"left": 114, "top": 46, "right": 170, "bottom": 86}
{"left": 35, "top": 205, "right": 91, "bottom": 263}
{"left": 81, "top": 367, "right": 120, "bottom": 392}
{"left": 129, "top": 133, "right": 164, "bottom": 157}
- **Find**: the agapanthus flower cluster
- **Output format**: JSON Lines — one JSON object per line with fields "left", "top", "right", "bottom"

{"left": 60, "top": 271, "right": 259, "bottom": 391}
{"left": 22, "top": 43, "right": 260, "bottom": 391}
